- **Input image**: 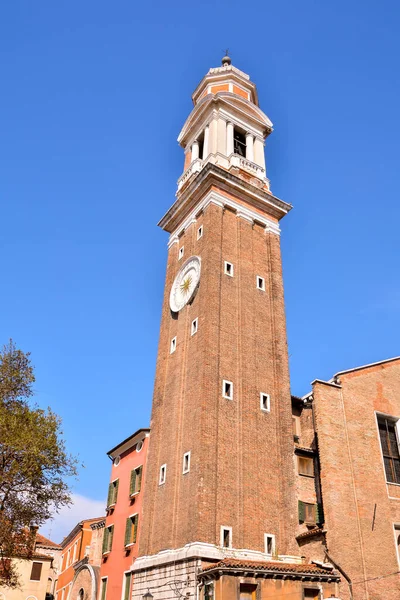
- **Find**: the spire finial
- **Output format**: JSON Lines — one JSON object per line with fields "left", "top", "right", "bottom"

{"left": 222, "top": 50, "right": 231, "bottom": 66}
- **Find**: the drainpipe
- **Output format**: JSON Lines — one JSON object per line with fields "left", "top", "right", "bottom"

{"left": 324, "top": 548, "right": 353, "bottom": 600}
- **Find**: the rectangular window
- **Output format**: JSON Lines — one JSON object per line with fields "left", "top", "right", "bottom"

{"left": 377, "top": 415, "right": 400, "bottom": 484}
{"left": 298, "top": 456, "right": 314, "bottom": 477}
{"left": 191, "top": 318, "right": 198, "bottom": 336}
{"left": 260, "top": 392, "right": 270, "bottom": 412}
{"left": 264, "top": 533, "right": 275, "bottom": 555}
{"left": 256, "top": 276, "right": 265, "bottom": 291}
{"left": 240, "top": 583, "right": 257, "bottom": 600}
{"left": 170, "top": 337, "right": 177, "bottom": 353}
{"left": 107, "top": 479, "right": 119, "bottom": 507}
{"left": 197, "top": 225, "right": 203, "bottom": 240}
{"left": 220, "top": 526, "right": 232, "bottom": 548}
{"left": 222, "top": 380, "right": 233, "bottom": 400}
{"left": 30, "top": 562, "right": 43, "bottom": 581}
{"left": 100, "top": 578, "right": 107, "bottom": 600}
{"left": 203, "top": 582, "right": 214, "bottom": 600}
{"left": 130, "top": 465, "right": 142, "bottom": 495}
{"left": 183, "top": 451, "right": 191, "bottom": 474}
{"left": 224, "top": 261, "right": 234, "bottom": 276}
{"left": 159, "top": 464, "right": 167, "bottom": 485}
{"left": 123, "top": 572, "right": 132, "bottom": 600}
{"left": 102, "top": 526, "right": 114, "bottom": 554}
{"left": 179, "top": 246, "right": 184, "bottom": 260}
{"left": 298, "top": 501, "right": 317, "bottom": 525}
{"left": 124, "top": 514, "right": 139, "bottom": 546}
{"left": 303, "top": 588, "right": 321, "bottom": 600}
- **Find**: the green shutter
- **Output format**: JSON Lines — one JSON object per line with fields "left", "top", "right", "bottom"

{"left": 137, "top": 466, "right": 142, "bottom": 492}
{"left": 113, "top": 479, "right": 119, "bottom": 504}
{"left": 124, "top": 518, "right": 131, "bottom": 546}
{"left": 109, "top": 525, "right": 114, "bottom": 551}
{"left": 102, "top": 527, "right": 109, "bottom": 554}
{"left": 133, "top": 514, "right": 139, "bottom": 543}
{"left": 101, "top": 579, "right": 107, "bottom": 600}
{"left": 316, "top": 502, "right": 324, "bottom": 525}
{"left": 124, "top": 573, "right": 131, "bottom": 600}
{"left": 107, "top": 483, "right": 113, "bottom": 507}
{"left": 130, "top": 470, "right": 136, "bottom": 495}
{"left": 298, "top": 500, "right": 305, "bottom": 523}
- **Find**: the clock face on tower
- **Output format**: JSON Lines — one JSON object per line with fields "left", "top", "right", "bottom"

{"left": 169, "top": 255, "right": 201, "bottom": 313}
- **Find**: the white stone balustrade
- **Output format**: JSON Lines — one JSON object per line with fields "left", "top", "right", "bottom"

{"left": 177, "top": 158, "right": 203, "bottom": 190}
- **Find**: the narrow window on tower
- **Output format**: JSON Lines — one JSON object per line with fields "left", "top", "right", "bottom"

{"left": 159, "top": 464, "right": 167, "bottom": 485}
{"left": 197, "top": 225, "right": 203, "bottom": 240}
{"left": 179, "top": 246, "right": 184, "bottom": 260}
{"left": 191, "top": 318, "right": 198, "bottom": 336}
{"left": 256, "top": 276, "right": 265, "bottom": 291}
{"left": 220, "top": 526, "right": 232, "bottom": 548}
{"left": 233, "top": 128, "right": 246, "bottom": 156}
{"left": 264, "top": 533, "right": 276, "bottom": 556}
{"left": 182, "top": 451, "right": 191, "bottom": 474}
{"left": 260, "top": 393, "right": 270, "bottom": 412}
{"left": 170, "top": 337, "right": 177, "bottom": 354}
{"left": 224, "top": 261, "right": 234, "bottom": 277}
{"left": 222, "top": 380, "right": 233, "bottom": 400}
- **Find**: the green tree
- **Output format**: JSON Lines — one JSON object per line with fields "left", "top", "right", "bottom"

{"left": 0, "top": 340, "right": 78, "bottom": 587}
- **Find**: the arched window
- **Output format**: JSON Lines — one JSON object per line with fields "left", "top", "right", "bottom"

{"left": 46, "top": 578, "right": 53, "bottom": 593}
{"left": 26, "top": 596, "right": 38, "bottom": 600}
{"left": 78, "top": 589, "right": 84, "bottom": 600}
{"left": 0, "top": 592, "right": 6, "bottom": 600}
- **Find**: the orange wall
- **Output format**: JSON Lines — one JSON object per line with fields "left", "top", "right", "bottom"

{"left": 99, "top": 436, "right": 149, "bottom": 600}
{"left": 56, "top": 519, "right": 102, "bottom": 598}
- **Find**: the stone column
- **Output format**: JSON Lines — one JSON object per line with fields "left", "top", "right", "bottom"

{"left": 245, "top": 132, "right": 254, "bottom": 161}
{"left": 226, "top": 122, "right": 234, "bottom": 157}
{"left": 203, "top": 125, "right": 209, "bottom": 159}
{"left": 191, "top": 140, "right": 199, "bottom": 162}
{"left": 254, "top": 137, "right": 266, "bottom": 171}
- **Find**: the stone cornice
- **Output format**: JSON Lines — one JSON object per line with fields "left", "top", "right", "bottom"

{"left": 158, "top": 162, "right": 291, "bottom": 235}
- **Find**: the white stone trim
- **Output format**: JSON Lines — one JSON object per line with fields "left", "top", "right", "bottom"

{"left": 167, "top": 189, "right": 280, "bottom": 248}
{"left": 130, "top": 540, "right": 303, "bottom": 572}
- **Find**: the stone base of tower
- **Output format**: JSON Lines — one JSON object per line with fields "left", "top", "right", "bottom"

{"left": 131, "top": 543, "right": 341, "bottom": 599}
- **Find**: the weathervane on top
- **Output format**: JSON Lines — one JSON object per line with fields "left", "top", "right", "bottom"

{"left": 222, "top": 49, "right": 231, "bottom": 66}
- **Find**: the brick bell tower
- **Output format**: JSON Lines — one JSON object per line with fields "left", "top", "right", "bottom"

{"left": 132, "top": 56, "right": 301, "bottom": 598}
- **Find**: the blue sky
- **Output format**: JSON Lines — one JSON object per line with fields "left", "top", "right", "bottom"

{"left": 1, "top": 1, "right": 399, "bottom": 540}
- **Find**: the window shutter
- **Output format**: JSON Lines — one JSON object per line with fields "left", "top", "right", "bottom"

{"left": 124, "top": 518, "right": 131, "bottom": 546}
{"left": 109, "top": 525, "right": 114, "bottom": 551}
{"left": 130, "top": 470, "right": 136, "bottom": 495}
{"left": 298, "top": 500, "right": 305, "bottom": 523}
{"left": 137, "top": 466, "right": 142, "bottom": 492}
{"left": 107, "top": 483, "right": 113, "bottom": 507}
{"left": 316, "top": 503, "right": 324, "bottom": 525}
{"left": 113, "top": 479, "right": 119, "bottom": 504}
{"left": 101, "top": 579, "right": 107, "bottom": 600}
{"left": 133, "top": 514, "right": 139, "bottom": 543}
{"left": 124, "top": 573, "right": 131, "bottom": 600}
{"left": 30, "top": 562, "right": 43, "bottom": 581}
{"left": 102, "top": 528, "right": 109, "bottom": 554}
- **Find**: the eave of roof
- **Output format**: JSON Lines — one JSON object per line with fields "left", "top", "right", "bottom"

{"left": 200, "top": 558, "right": 339, "bottom": 580}
{"left": 330, "top": 356, "right": 400, "bottom": 379}
{"left": 36, "top": 533, "right": 62, "bottom": 549}
{"left": 107, "top": 427, "right": 150, "bottom": 460}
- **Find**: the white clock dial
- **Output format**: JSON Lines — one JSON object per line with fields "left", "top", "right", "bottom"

{"left": 169, "top": 255, "right": 201, "bottom": 313}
